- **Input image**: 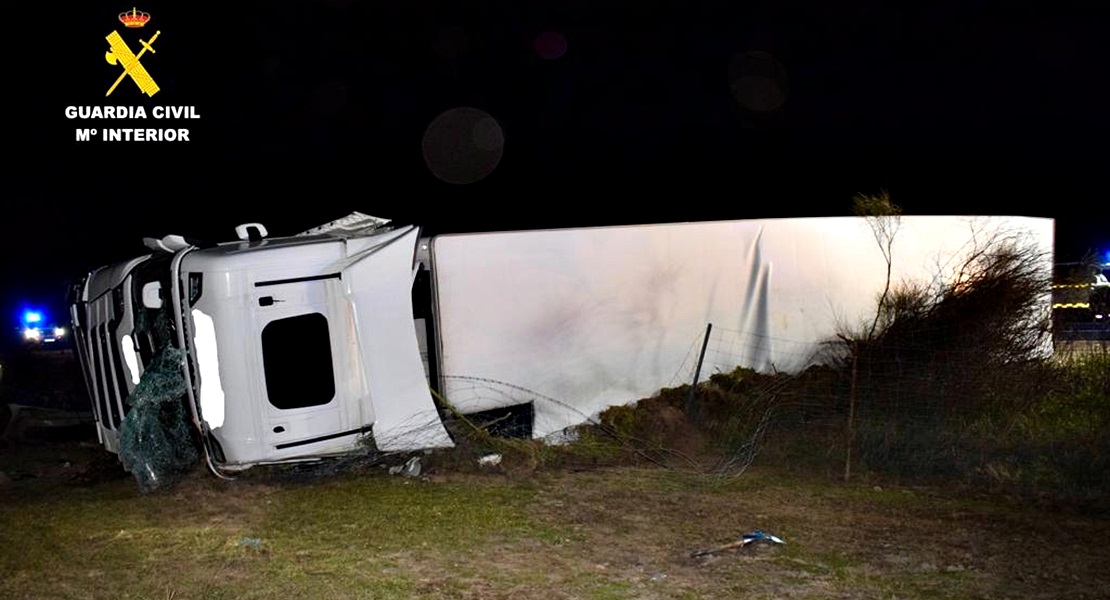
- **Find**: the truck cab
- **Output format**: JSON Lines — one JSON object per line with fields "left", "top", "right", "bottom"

{"left": 70, "top": 217, "right": 454, "bottom": 476}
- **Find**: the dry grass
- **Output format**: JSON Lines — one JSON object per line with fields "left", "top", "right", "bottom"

{"left": 4, "top": 343, "right": 1109, "bottom": 599}
{"left": 3, "top": 437, "right": 1109, "bottom": 600}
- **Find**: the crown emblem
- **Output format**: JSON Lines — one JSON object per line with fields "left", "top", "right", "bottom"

{"left": 118, "top": 7, "right": 151, "bottom": 28}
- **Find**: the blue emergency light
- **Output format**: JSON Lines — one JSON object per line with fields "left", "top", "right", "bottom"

{"left": 22, "top": 310, "right": 42, "bottom": 325}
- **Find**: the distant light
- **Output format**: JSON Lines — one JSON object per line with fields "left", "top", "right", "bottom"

{"left": 23, "top": 327, "right": 41, "bottom": 341}
{"left": 53, "top": 327, "right": 66, "bottom": 338}
{"left": 23, "top": 310, "right": 42, "bottom": 324}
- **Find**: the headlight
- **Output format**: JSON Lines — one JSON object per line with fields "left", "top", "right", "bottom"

{"left": 53, "top": 327, "right": 66, "bottom": 338}
{"left": 23, "top": 327, "right": 41, "bottom": 341}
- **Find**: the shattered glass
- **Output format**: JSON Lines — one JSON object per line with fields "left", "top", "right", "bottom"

{"left": 117, "top": 309, "right": 199, "bottom": 492}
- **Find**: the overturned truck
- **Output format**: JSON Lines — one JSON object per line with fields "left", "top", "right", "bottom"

{"left": 69, "top": 214, "right": 1054, "bottom": 484}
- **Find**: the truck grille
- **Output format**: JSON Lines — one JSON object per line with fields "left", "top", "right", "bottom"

{"left": 81, "top": 292, "right": 132, "bottom": 432}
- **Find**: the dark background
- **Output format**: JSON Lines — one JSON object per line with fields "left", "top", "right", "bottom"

{"left": 3, "top": 0, "right": 1107, "bottom": 327}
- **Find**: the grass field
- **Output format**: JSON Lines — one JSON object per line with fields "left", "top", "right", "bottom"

{"left": 4, "top": 343, "right": 1109, "bottom": 600}
{"left": 3, "top": 435, "right": 1109, "bottom": 600}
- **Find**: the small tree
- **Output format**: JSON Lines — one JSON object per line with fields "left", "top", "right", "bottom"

{"left": 837, "top": 208, "right": 1053, "bottom": 482}
{"left": 851, "top": 221, "right": 1054, "bottom": 471}
{"left": 843, "top": 191, "right": 902, "bottom": 481}
{"left": 852, "top": 190, "right": 903, "bottom": 341}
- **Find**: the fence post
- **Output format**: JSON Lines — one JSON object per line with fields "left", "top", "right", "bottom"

{"left": 685, "top": 323, "right": 713, "bottom": 424}
{"left": 844, "top": 349, "right": 858, "bottom": 482}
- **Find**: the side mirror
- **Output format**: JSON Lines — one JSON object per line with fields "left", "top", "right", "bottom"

{"left": 142, "top": 282, "right": 163, "bottom": 309}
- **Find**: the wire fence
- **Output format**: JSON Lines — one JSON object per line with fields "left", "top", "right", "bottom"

{"left": 30, "top": 299, "right": 1100, "bottom": 501}
{"left": 417, "top": 317, "right": 1108, "bottom": 505}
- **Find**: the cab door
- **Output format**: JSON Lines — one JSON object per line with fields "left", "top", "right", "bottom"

{"left": 254, "top": 277, "right": 355, "bottom": 456}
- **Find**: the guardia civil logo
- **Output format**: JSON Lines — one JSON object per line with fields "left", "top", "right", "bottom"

{"left": 106, "top": 8, "right": 161, "bottom": 97}
{"left": 65, "top": 8, "right": 201, "bottom": 143}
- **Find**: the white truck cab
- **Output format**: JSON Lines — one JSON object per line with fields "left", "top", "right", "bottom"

{"left": 71, "top": 215, "right": 454, "bottom": 477}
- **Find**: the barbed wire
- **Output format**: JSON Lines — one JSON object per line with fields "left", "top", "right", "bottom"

{"left": 255, "top": 320, "right": 1107, "bottom": 489}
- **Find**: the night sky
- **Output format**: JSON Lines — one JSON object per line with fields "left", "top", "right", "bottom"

{"left": 4, "top": 0, "right": 1107, "bottom": 326}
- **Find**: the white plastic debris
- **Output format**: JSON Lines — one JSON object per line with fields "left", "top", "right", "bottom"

{"left": 542, "top": 427, "right": 580, "bottom": 446}
{"left": 388, "top": 456, "right": 422, "bottom": 477}
{"left": 477, "top": 453, "right": 502, "bottom": 467}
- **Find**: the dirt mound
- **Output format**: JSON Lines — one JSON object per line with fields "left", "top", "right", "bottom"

{"left": 597, "top": 390, "right": 708, "bottom": 463}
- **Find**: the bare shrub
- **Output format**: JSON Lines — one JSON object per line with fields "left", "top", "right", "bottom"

{"left": 843, "top": 223, "right": 1053, "bottom": 416}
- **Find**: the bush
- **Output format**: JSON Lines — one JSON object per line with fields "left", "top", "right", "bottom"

{"left": 814, "top": 218, "right": 1110, "bottom": 507}
{"left": 843, "top": 226, "right": 1054, "bottom": 415}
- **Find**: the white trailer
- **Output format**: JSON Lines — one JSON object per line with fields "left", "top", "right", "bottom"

{"left": 68, "top": 214, "right": 1053, "bottom": 477}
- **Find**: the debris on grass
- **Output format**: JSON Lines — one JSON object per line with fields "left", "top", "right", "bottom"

{"left": 691, "top": 529, "right": 786, "bottom": 558}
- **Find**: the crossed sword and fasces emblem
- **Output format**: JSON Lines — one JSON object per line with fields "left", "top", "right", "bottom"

{"left": 105, "top": 30, "right": 161, "bottom": 97}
